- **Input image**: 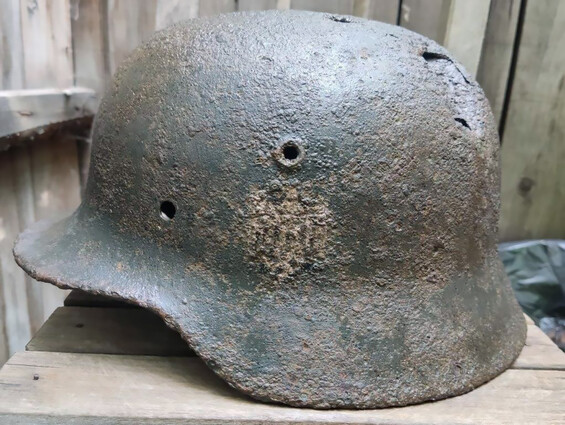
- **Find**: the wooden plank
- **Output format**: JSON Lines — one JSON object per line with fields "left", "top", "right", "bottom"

{"left": 26, "top": 307, "right": 193, "bottom": 356}
{"left": 10, "top": 145, "right": 43, "bottom": 335}
{"left": 19, "top": 0, "right": 74, "bottom": 89}
{"left": 499, "top": 0, "right": 565, "bottom": 240}
{"left": 0, "top": 350, "right": 563, "bottom": 424}
{"left": 353, "top": 0, "right": 400, "bottom": 24}
{"left": 0, "top": 153, "right": 31, "bottom": 361}
{"left": 106, "top": 0, "right": 158, "bottom": 76}
{"left": 70, "top": 0, "right": 108, "bottom": 94}
{"left": 155, "top": 0, "right": 199, "bottom": 30}
{"left": 0, "top": 267, "right": 7, "bottom": 366}
{"left": 399, "top": 0, "right": 452, "bottom": 44}
{"left": 476, "top": 0, "right": 523, "bottom": 124}
{"left": 291, "top": 0, "right": 354, "bottom": 15}
{"left": 0, "top": 88, "right": 97, "bottom": 144}
{"left": 238, "top": 0, "right": 277, "bottom": 11}
{"left": 442, "top": 0, "right": 491, "bottom": 76}
{"left": 0, "top": 0, "right": 25, "bottom": 90}
{"left": 69, "top": 0, "right": 107, "bottom": 195}
{"left": 512, "top": 325, "right": 565, "bottom": 371}
{"left": 64, "top": 289, "right": 138, "bottom": 309}
{"left": 0, "top": 0, "right": 27, "bottom": 368}
{"left": 198, "top": 0, "right": 236, "bottom": 16}
{"left": 17, "top": 0, "right": 83, "bottom": 330}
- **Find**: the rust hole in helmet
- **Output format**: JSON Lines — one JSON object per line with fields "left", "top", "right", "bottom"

{"left": 454, "top": 117, "right": 471, "bottom": 130}
{"left": 275, "top": 140, "right": 305, "bottom": 168}
{"left": 160, "top": 201, "right": 176, "bottom": 221}
{"left": 283, "top": 144, "right": 300, "bottom": 160}
{"left": 329, "top": 15, "right": 352, "bottom": 23}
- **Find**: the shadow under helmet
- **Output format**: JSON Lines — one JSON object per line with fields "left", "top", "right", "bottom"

{"left": 14, "top": 10, "right": 526, "bottom": 409}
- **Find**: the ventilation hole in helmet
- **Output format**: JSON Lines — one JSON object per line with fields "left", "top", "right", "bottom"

{"left": 283, "top": 144, "right": 300, "bottom": 160}
{"left": 454, "top": 117, "right": 471, "bottom": 129}
{"left": 160, "top": 201, "right": 176, "bottom": 221}
{"left": 329, "top": 15, "right": 352, "bottom": 23}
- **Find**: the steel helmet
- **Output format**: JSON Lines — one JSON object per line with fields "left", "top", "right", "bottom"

{"left": 14, "top": 10, "right": 526, "bottom": 408}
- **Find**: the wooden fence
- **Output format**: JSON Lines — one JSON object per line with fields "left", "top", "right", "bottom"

{"left": 0, "top": 0, "right": 564, "bottom": 365}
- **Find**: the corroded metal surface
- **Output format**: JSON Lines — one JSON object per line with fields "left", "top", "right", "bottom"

{"left": 14, "top": 10, "right": 526, "bottom": 409}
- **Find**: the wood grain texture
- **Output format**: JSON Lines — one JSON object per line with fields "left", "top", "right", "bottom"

{"left": 0, "top": 152, "right": 34, "bottom": 361}
{"left": 0, "top": 152, "right": 31, "bottom": 360}
{"left": 353, "top": 0, "right": 399, "bottom": 24}
{"left": 0, "top": 88, "right": 97, "bottom": 142}
{"left": 0, "top": 0, "right": 25, "bottom": 90}
{"left": 155, "top": 0, "right": 199, "bottom": 29}
{"left": 476, "top": 0, "right": 523, "bottom": 124}
{"left": 0, "top": 350, "right": 563, "bottom": 424}
{"left": 512, "top": 325, "right": 565, "bottom": 371}
{"left": 26, "top": 307, "right": 193, "bottom": 356}
{"left": 70, "top": 0, "right": 108, "bottom": 94}
{"left": 499, "top": 0, "right": 565, "bottom": 240}
{"left": 443, "top": 0, "right": 491, "bottom": 76}
{"left": 0, "top": 0, "right": 29, "bottom": 365}
{"left": 106, "top": 0, "right": 158, "bottom": 75}
{"left": 198, "top": 0, "right": 236, "bottom": 16}
{"left": 10, "top": 145, "right": 42, "bottom": 335}
{"left": 291, "top": 0, "right": 354, "bottom": 14}
{"left": 238, "top": 0, "right": 277, "bottom": 11}
{"left": 19, "top": 0, "right": 79, "bottom": 321}
{"left": 399, "top": 0, "right": 452, "bottom": 44}
{"left": 19, "top": 0, "right": 74, "bottom": 89}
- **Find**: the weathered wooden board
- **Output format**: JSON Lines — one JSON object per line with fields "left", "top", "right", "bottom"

{"left": 26, "top": 307, "right": 193, "bottom": 356}
{"left": 353, "top": 0, "right": 399, "bottom": 24}
{"left": 399, "top": 0, "right": 452, "bottom": 44}
{"left": 499, "top": 0, "right": 565, "bottom": 241}
{"left": 0, "top": 0, "right": 24, "bottom": 90}
{"left": 0, "top": 88, "right": 97, "bottom": 145}
{"left": 0, "top": 153, "right": 30, "bottom": 364}
{"left": 16, "top": 0, "right": 77, "bottom": 319}
{"left": 476, "top": 0, "right": 524, "bottom": 125}
{"left": 10, "top": 144, "right": 43, "bottom": 335}
{"left": 71, "top": 0, "right": 108, "bottom": 94}
{"left": 291, "top": 0, "right": 354, "bottom": 14}
{"left": 198, "top": 0, "right": 236, "bottom": 16}
{"left": 156, "top": 0, "right": 199, "bottom": 29}
{"left": 19, "top": 0, "right": 74, "bottom": 89}
{"left": 442, "top": 0, "right": 491, "bottom": 76}
{"left": 238, "top": 0, "right": 277, "bottom": 11}
{"left": 0, "top": 350, "right": 563, "bottom": 424}
{"left": 515, "top": 325, "right": 565, "bottom": 371}
{"left": 106, "top": 0, "right": 158, "bottom": 75}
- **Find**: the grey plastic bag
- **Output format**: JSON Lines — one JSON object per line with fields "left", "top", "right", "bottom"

{"left": 499, "top": 240, "right": 565, "bottom": 350}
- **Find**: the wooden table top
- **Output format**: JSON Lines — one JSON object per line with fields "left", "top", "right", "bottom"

{"left": 0, "top": 290, "right": 564, "bottom": 424}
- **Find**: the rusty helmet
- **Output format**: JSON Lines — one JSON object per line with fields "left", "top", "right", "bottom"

{"left": 14, "top": 10, "right": 525, "bottom": 408}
